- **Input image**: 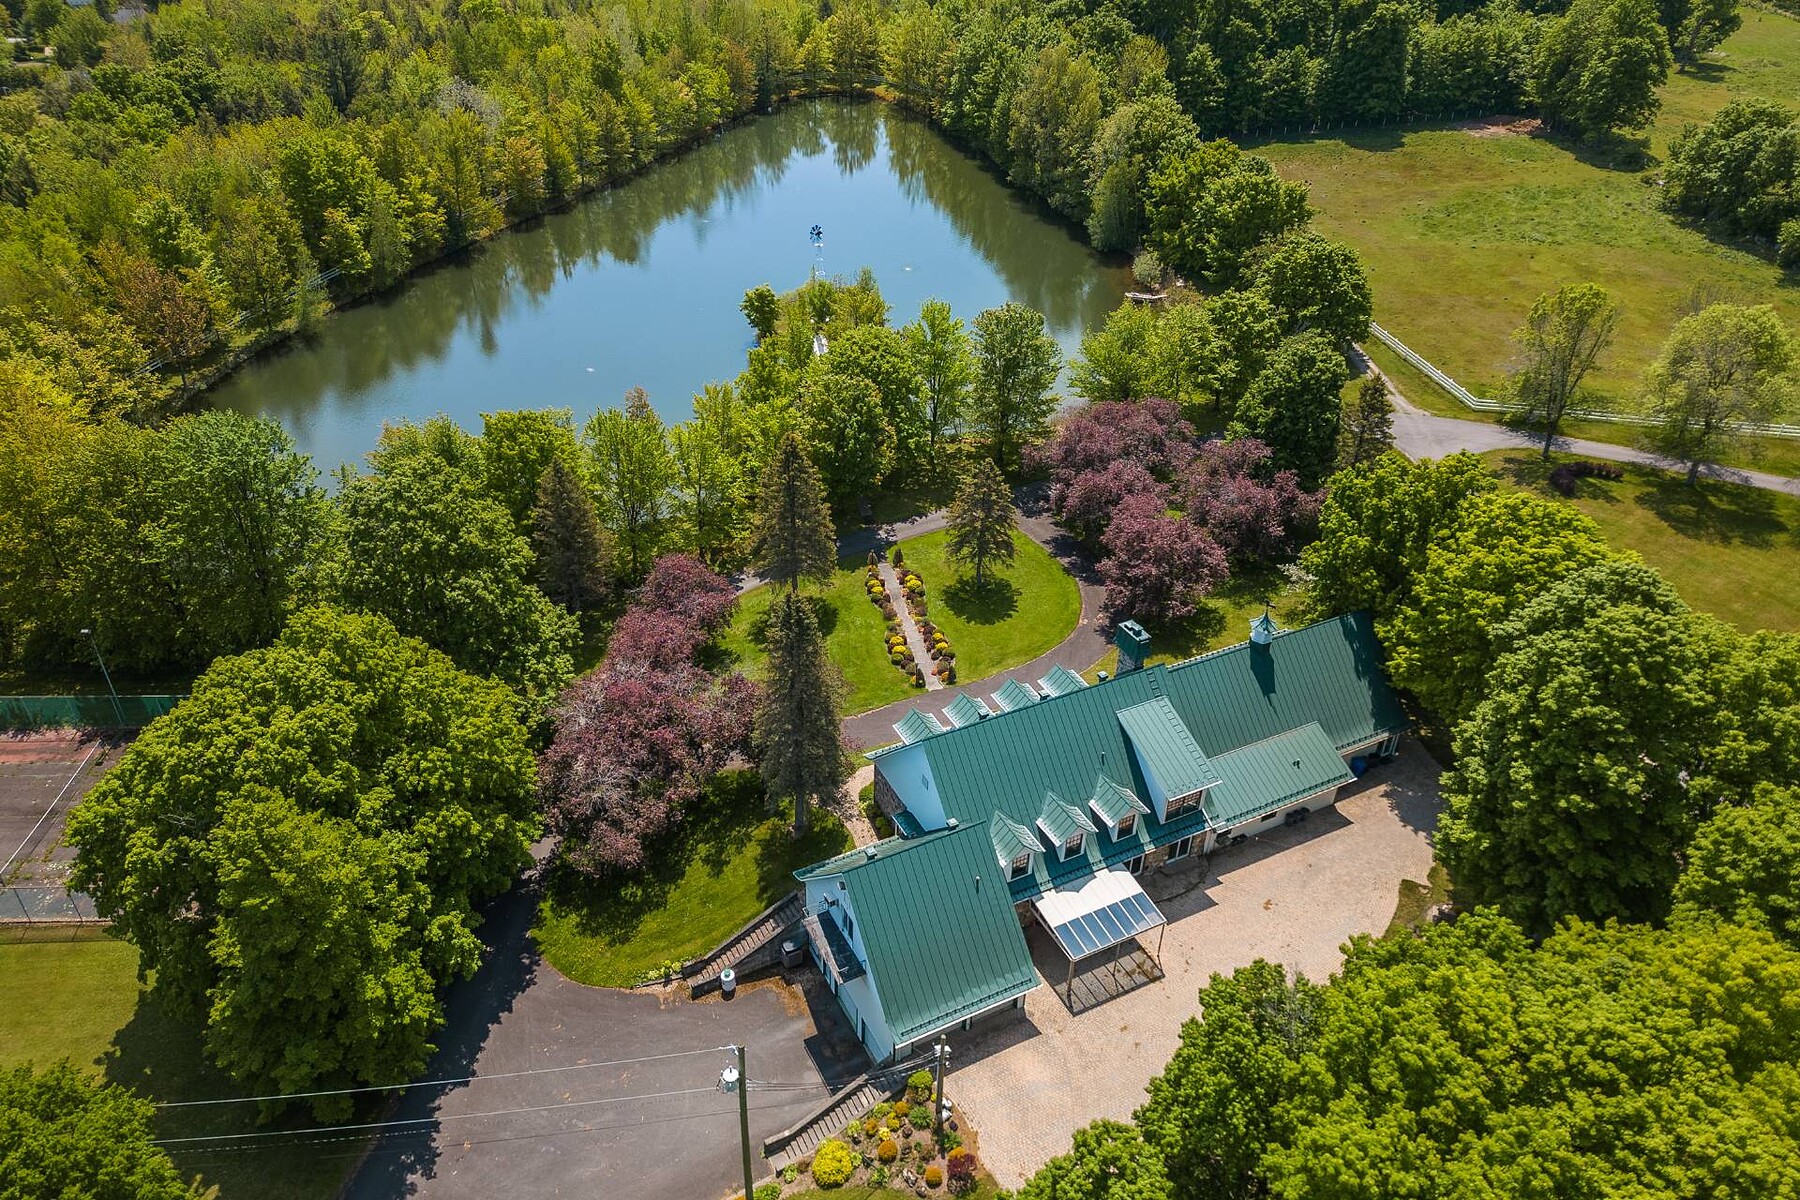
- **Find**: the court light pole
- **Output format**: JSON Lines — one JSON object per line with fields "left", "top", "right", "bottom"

{"left": 80, "top": 628, "right": 124, "bottom": 728}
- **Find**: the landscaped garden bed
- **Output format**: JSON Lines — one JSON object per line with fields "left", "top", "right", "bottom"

{"left": 769, "top": 1072, "right": 998, "bottom": 1199}
{"left": 728, "top": 529, "right": 1078, "bottom": 714}
{"left": 870, "top": 549, "right": 958, "bottom": 689}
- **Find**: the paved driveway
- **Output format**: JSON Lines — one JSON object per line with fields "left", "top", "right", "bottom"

{"left": 336, "top": 872, "right": 866, "bottom": 1200}
{"left": 946, "top": 744, "right": 1443, "bottom": 1187}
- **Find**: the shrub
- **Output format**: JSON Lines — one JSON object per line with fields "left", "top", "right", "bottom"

{"left": 873, "top": 1102, "right": 893, "bottom": 1120}
{"left": 880, "top": 601, "right": 896, "bottom": 618}
{"left": 947, "top": 1148, "right": 978, "bottom": 1194}
{"left": 912, "top": 670, "right": 925, "bottom": 688}
{"left": 907, "top": 1070, "right": 934, "bottom": 1102}
{"left": 870, "top": 1165, "right": 890, "bottom": 1187}
{"left": 892, "top": 547, "right": 905, "bottom": 566}
{"left": 811, "top": 1139, "right": 857, "bottom": 1188}
{"left": 886, "top": 1113, "right": 902, "bottom": 1131}
{"left": 863, "top": 1117, "right": 881, "bottom": 1137}
{"left": 925, "top": 1164, "right": 944, "bottom": 1188}
{"left": 894, "top": 1099, "right": 912, "bottom": 1119}
{"left": 797, "top": 1156, "right": 813, "bottom": 1174}
{"left": 1548, "top": 459, "right": 1626, "bottom": 496}
{"left": 755, "top": 1183, "right": 782, "bottom": 1200}
{"left": 878, "top": 1138, "right": 900, "bottom": 1162}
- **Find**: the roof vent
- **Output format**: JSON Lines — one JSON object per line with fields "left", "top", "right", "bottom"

{"left": 1250, "top": 607, "right": 1280, "bottom": 646}
{"left": 946, "top": 817, "right": 959, "bottom": 829}
{"left": 864, "top": 846, "right": 878, "bottom": 860}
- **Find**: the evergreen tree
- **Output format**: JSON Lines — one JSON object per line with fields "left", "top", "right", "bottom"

{"left": 946, "top": 459, "right": 1018, "bottom": 588}
{"left": 1337, "top": 374, "right": 1395, "bottom": 469}
{"left": 756, "top": 593, "right": 848, "bottom": 838}
{"left": 531, "top": 455, "right": 612, "bottom": 615}
{"left": 756, "top": 432, "right": 838, "bottom": 593}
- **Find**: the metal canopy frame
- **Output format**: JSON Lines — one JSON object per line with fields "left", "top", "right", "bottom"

{"left": 1033, "top": 871, "right": 1168, "bottom": 1005}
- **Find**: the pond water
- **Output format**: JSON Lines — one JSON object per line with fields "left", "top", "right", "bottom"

{"left": 208, "top": 99, "right": 1131, "bottom": 473}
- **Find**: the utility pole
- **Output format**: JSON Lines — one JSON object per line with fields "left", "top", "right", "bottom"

{"left": 932, "top": 1037, "right": 950, "bottom": 1133}
{"left": 735, "top": 1044, "right": 754, "bottom": 1200}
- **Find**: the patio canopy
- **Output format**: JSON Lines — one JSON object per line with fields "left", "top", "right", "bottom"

{"left": 1032, "top": 868, "right": 1166, "bottom": 964}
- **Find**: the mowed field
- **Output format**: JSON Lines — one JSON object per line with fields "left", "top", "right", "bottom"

{"left": 1256, "top": 9, "right": 1800, "bottom": 426}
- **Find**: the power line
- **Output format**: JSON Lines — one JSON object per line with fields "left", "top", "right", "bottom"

{"left": 153, "top": 1084, "right": 729, "bottom": 1147}
{"left": 154, "top": 1045, "right": 733, "bottom": 1109}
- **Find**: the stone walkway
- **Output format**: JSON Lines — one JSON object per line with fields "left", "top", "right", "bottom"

{"left": 945, "top": 744, "right": 1444, "bottom": 1188}
{"left": 878, "top": 560, "right": 943, "bottom": 691}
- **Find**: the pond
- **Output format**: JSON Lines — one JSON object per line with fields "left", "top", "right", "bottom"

{"left": 207, "top": 100, "right": 1131, "bottom": 473}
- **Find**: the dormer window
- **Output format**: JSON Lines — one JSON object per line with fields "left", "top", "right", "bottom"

{"left": 1062, "top": 831, "right": 1085, "bottom": 859}
{"left": 1009, "top": 852, "right": 1032, "bottom": 880}
{"left": 1116, "top": 813, "right": 1136, "bottom": 839}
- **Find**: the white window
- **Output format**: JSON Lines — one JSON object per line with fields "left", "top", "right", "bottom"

{"left": 1116, "top": 813, "right": 1137, "bottom": 839}
{"left": 1168, "top": 834, "right": 1196, "bottom": 862}
{"left": 1166, "top": 791, "right": 1199, "bottom": 817}
{"left": 1062, "top": 832, "right": 1085, "bottom": 859}
{"left": 1125, "top": 854, "right": 1146, "bottom": 875}
{"left": 1009, "top": 852, "right": 1031, "bottom": 881}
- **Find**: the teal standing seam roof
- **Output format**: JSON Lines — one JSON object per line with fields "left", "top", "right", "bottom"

{"left": 823, "top": 825, "right": 1038, "bottom": 1046}
{"left": 944, "top": 694, "right": 990, "bottom": 728}
{"left": 1117, "top": 696, "right": 1221, "bottom": 800}
{"left": 988, "top": 810, "right": 1042, "bottom": 863}
{"left": 993, "top": 679, "right": 1040, "bottom": 711}
{"left": 1204, "top": 722, "right": 1355, "bottom": 829}
{"left": 1036, "top": 791, "right": 1096, "bottom": 844}
{"left": 1038, "top": 665, "right": 1089, "bottom": 697}
{"left": 894, "top": 709, "right": 946, "bottom": 745}
{"left": 1089, "top": 773, "right": 1149, "bottom": 825}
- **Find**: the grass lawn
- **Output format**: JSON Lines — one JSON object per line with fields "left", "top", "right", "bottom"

{"left": 726, "top": 528, "right": 1081, "bottom": 715}
{"left": 786, "top": 1178, "right": 1001, "bottom": 1200}
{"left": 1255, "top": 8, "right": 1800, "bottom": 475}
{"left": 0, "top": 936, "right": 359, "bottom": 1200}
{"left": 534, "top": 770, "right": 852, "bottom": 987}
{"left": 1081, "top": 564, "right": 1309, "bottom": 679}
{"left": 1484, "top": 450, "right": 1800, "bottom": 633}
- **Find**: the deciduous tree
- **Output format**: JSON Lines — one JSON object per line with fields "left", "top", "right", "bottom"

{"left": 1229, "top": 332, "right": 1348, "bottom": 488}
{"left": 66, "top": 608, "right": 538, "bottom": 1112}
{"left": 969, "top": 303, "right": 1062, "bottom": 474}
{"left": 1099, "top": 492, "right": 1228, "bottom": 624}
{"left": 1014, "top": 1120, "right": 1172, "bottom": 1200}
{"left": 904, "top": 299, "right": 973, "bottom": 454}
{"left": 1534, "top": 0, "right": 1672, "bottom": 137}
{"left": 1675, "top": 784, "right": 1800, "bottom": 947}
{"left": 585, "top": 388, "right": 674, "bottom": 577}
{"left": 801, "top": 370, "right": 895, "bottom": 509}
{"left": 1506, "top": 283, "right": 1619, "bottom": 457}
{"left": 1642, "top": 302, "right": 1797, "bottom": 485}
{"left": 0, "top": 1063, "right": 200, "bottom": 1200}
{"left": 1336, "top": 374, "right": 1395, "bottom": 469}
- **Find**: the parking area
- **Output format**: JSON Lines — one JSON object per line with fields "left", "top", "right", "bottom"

{"left": 337, "top": 873, "right": 868, "bottom": 1200}
{"left": 0, "top": 732, "right": 121, "bottom": 890}
{"left": 945, "top": 742, "right": 1443, "bottom": 1187}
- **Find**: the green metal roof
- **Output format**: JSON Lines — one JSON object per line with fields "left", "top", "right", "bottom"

{"left": 1038, "top": 665, "right": 1088, "bottom": 697}
{"left": 1089, "top": 773, "right": 1149, "bottom": 825}
{"left": 1204, "top": 722, "right": 1354, "bottom": 828}
{"left": 1117, "top": 696, "right": 1221, "bottom": 800}
{"left": 988, "top": 810, "right": 1041, "bottom": 863}
{"left": 1036, "top": 791, "right": 1096, "bottom": 843}
{"left": 944, "top": 694, "right": 990, "bottom": 728}
{"left": 992, "top": 679, "right": 1040, "bottom": 711}
{"left": 894, "top": 709, "right": 946, "bottom": 745}
{"left": 820, "top": 825, "right": 1038, "bottom": 1045}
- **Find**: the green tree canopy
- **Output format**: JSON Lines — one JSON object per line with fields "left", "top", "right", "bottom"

{"left": 338, "top": 426, "right": 576, "bottom": 698}
{"left": 1337, "top": 374, "right": 1394, "bottom": 470}
{"left": 531, "top": 454, "right": 613, "bottom": 615}
{"left": 946, "top": 458, "right": 1018, "bottom": 588}
{"left": 1642, "top": 302, "right": 1798, "bottom": 486}
{"left": 481, "top": 408, "right": 580, "bottom": 532}
{"left": 756, "top": 592, "right": 848, "bottom": 837}
{"left": 1383, "top": 490, "right": 1614, "bottom": 721}
{"left": 1535, "top": 0, "right": 1672, "bottom": 136}
{"left": 0, "top": 1063, "right": 201, "bottom": 1200}
{"left": 1148, "top": 141, "right": 1311, "bottom": 286}
{"left": 800, "top": 369, "right": 896, "bottom": 508}
{"left": 1228, "top": 332, "right": 1348, "bottom": 487}
{"left": 904, "top": 299, "right": 974, "bottom": 454}
{"left": 1246, "top": 231, "right": 1372, "bottom": 346}
{"left": 1504, "top": 283, "right": 1619, "bottom": 457}
{"left": 585, "top": 387, "right": 675, "bottom": 576}
{"left": 755, "top": 431, "right": 837, "bottom": 593}
{"left": 968, "top": 302, "right": 1062, "bottom": 473}
{"left": 1439, "top": 564, "right": 1720, "bottom": 931}
{"left": 1015, "top": 1120, "right": 1173, "bottom": 1200}
{"left": 1676, "top": 784, "right": 1800, "bottom": 948}
{"left": 66, "top": 607, "right": 538, "bottom": 1113}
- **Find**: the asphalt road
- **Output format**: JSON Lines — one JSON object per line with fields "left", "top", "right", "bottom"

{"left": 337, "top": 870, "right": 867, "bottom": 1200}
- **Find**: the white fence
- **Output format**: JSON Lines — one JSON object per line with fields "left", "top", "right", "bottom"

{"left": 1367, "top": 323, "right": 1800, "bottom": 440}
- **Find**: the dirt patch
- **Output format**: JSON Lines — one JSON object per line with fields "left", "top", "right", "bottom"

{"left": 1458, "top": 115, "right": 1543, "bottom": 139}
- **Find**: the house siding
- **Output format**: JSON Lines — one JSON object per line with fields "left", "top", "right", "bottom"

{"left": 803, "top": 876, "right": 899, "bottom": 1062}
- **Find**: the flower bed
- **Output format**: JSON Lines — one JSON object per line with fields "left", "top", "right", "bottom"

{"left": 883, "top": 548, "right": 957, "bottom": 688}
{"left": 778, "top": 1073, "right": 985, "bottom": 1197}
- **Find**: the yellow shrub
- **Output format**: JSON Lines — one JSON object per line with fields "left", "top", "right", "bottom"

{"left": 925, "top": 1165, "right": 944, "bottom": 1188}
{"left": 811, "top": 1139, "right": 857, "bottom": 1189}
{"left": 877, "top": 1138, "right": 899, "bottom": 1163}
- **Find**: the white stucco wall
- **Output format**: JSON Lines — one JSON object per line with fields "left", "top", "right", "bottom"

{"left": 875, "top": 744, "right": 948, "bottom": 831}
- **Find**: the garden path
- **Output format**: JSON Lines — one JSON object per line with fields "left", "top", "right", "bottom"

{"left": 878, "top": 561, "right": 943, "bottom": 691}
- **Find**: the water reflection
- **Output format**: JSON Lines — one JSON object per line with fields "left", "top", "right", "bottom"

{"left": 208, "top": 100, "right": 1129, "bottom": 472}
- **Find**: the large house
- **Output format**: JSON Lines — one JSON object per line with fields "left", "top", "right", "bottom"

{"left": 795, "top": 611, "right": 1408, "bottom": 1066}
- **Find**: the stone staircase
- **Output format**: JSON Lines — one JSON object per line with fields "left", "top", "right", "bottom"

{"left": 684, "top": 890, "right": 806, "bottom": 998}
{"left": 764, "top": 1064, "right": 914, "bottom": 1171}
